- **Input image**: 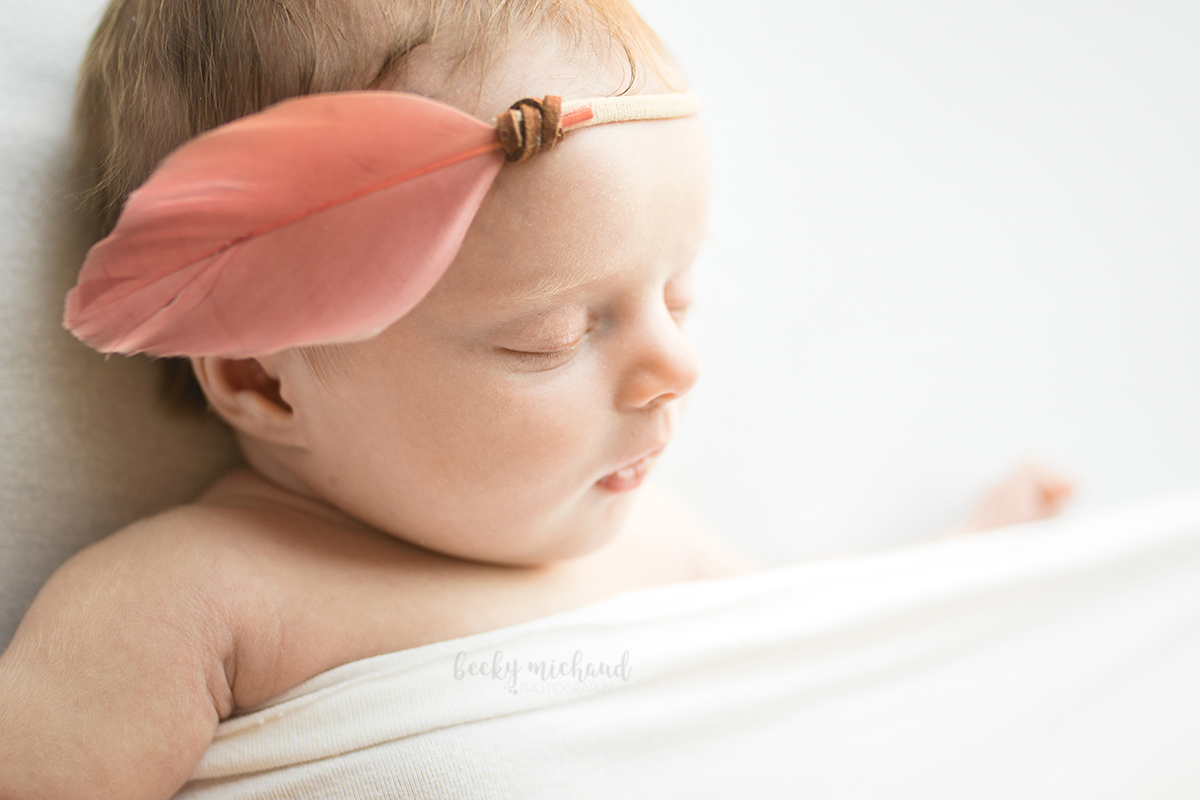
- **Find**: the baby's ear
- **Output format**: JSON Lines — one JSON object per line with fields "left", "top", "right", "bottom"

{"left": 189, "top": 355, "right": 301, "bottom": 446}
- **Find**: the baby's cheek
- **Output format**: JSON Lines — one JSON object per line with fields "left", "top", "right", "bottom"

{"left": 349, "top": 345, "right": 610, "bottom": 517}
{"left": 487, "top": 403, "right": 587, "bottom": 477}
{"left": 457, "top": 373, "right": 604, "bottom": 487}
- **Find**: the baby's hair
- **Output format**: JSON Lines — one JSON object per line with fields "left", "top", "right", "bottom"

{"left": 75, "top": 0, "right": 676, "bottom": 415}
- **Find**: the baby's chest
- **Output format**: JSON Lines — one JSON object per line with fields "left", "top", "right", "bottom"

{"left": 225, "top": 522, "right": 696, "bottom": 711}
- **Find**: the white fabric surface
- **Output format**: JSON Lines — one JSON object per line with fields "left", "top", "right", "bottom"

{"left": 179, "top": 492, "right": 1200, "bottom": 799}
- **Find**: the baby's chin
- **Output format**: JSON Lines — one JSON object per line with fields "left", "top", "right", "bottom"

{"left": 399, "top": 486, "right": 642, "bottom": 569}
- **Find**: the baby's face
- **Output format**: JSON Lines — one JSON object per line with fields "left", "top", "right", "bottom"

{"left": 270, "top": 113, "right": 709, "bottom": 565}
{"left": 229, "top": 32, "right": 710, "bottom": 564}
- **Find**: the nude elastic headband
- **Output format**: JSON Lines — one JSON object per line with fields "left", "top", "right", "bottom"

{"left": 62, "top": 90, "right": 702, "bottom": 358}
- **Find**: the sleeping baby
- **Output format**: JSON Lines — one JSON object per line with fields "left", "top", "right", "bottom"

{"left": 0, "top": 0, "right": 1074, "bottom": 797}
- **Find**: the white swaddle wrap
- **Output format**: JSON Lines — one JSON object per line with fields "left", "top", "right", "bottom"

{"left": 178, "top": 492, "right": 1200, "bottom": 799}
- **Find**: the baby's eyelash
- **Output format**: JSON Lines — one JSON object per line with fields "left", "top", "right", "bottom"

{"left": 507, "top": 349, "right": 567, "bottom": 362}
{"left": 500, "top": 340, "right": 583, "bottom": 370}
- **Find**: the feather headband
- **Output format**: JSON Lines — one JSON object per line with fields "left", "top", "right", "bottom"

{"left": 62, "top": 91, "right": 702, "bottom": 358}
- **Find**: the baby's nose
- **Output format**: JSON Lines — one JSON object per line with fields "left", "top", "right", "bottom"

{"left": 616, "top": 315, "right": 701, "bottom": 410}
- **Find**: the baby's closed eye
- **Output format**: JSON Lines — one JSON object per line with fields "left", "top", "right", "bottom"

{"left": 499, "top": 338, "right": 585, "bottom": 370}
{"left": 664, "top": 274, "right": 695, "bottom": 324}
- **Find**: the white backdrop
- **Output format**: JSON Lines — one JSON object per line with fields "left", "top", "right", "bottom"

{"left": 641, "top": 0, "right": 1200, "bottom": 561}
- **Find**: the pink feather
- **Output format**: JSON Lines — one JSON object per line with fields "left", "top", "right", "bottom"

{"left": 63, "top": 91, "right": 506, "bottom": 358}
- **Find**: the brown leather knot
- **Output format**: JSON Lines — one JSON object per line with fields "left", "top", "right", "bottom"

{"left": 496, "top": 96, "right": 564, "bottom": 163}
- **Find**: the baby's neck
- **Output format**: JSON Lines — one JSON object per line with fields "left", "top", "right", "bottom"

{"left": 197, "top": 465, "right": 369, "bottom": 532}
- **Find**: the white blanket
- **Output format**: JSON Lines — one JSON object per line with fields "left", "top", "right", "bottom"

{"left": 178, "top": 493, "right": 1200, "bottom": 799}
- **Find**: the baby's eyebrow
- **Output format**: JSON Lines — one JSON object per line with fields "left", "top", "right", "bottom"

{"left": 495, "top": 261, "right": 623, "bottom": 306}
{"left": 495, "top": 234, "right": 710, "bottom": 307}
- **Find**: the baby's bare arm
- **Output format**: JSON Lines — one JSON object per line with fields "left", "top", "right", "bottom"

{"left": 0, "top": 510, "right": 265, "bottom": 800}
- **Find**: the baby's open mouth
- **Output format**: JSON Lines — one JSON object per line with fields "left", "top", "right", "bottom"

{"left": 596, "top": 447, "right": 664, "bottom": 493}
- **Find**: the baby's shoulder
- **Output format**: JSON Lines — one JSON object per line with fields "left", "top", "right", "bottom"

{"left": 39, "top": 500, "right": 279, "bottom": 678}
{"left": 33, "top": 499, "right": 267, "bottom": 630}
{"left": 0, "top": 501, "right": 284, "bottom": 798}
{"left": 77, "top": 495, "right": 286, "bottom": 630}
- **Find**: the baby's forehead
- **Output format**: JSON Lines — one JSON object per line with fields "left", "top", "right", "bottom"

{"left": 486, "top": 111, "right": 706, "bottom": 224}
{"left": 417, "top": 117, "right": 710, "bottom": 320}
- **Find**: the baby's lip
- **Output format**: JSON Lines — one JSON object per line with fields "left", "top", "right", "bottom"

{"left": 615, "top": 444, "right": 668, "bottom": 473}
{"left": 596, "top": 446, "right": 666, "bottom": 493}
